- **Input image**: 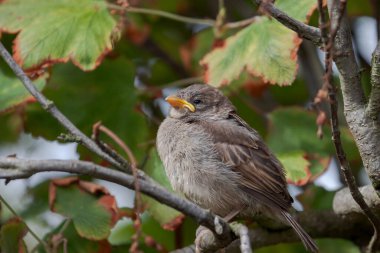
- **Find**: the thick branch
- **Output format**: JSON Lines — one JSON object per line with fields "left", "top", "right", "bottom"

{"left": 327, "top": 0, "right": 380, "bottom": 196}
{"left": 321, "top": 1, "right": 380, "bottom": 251}
{"left": 173, "top": 186, "right": 380, "bottom": 253}
{"left": 367, "top": 41, "right": 380, "bottom": 120}
{"left": 254, "top": 0, "right": 322, "bottom": 46}
{"left": 2, "top": 158, "right": 380, "bottom": 253}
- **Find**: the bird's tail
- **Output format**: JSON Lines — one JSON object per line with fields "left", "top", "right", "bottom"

{"left": 280, "top": 210, "right": 319, "bottom": 253}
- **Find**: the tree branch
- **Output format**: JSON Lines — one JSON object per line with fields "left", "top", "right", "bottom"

{"left": 0, "top": 157, "right": 235, "bottom": 244}
{"left": 319, "top": 1, "right": 380, "bottom": 251}
{"left": 1, "top": 158, "right": 380, "bottom": 252}
{"left": 173, "top": 186, "right": 380, "bottom": 253}
{"left": 367, "top": 40, "right": 380, "bottom": 120}
{"left": 254, "top": 0, "right": 322, "bottom": 46}
{"left": 0, "top": 41, "right": 235, "bottom": 248}
{"left": 325, "top": 0, "right": 380, "bottom": 197}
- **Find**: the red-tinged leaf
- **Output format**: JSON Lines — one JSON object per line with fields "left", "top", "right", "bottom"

{"left": 243, "top": 78, "right": 270, "bottom": 98}
{"left": 0, "top": 218, "right": 27, "bottom": 253}
{"left": 126, "top": 23, "right": 150, "bottom": 45}
{"left": 49, "top": 178, "right": 122, "bottom": 240}
{"left": 162, "top": 214, "right": 185, "bottom": 231}
{"left": 277, "top": 152, "right": 312, "bottom": 186}
{"left": 0, "top": 0, "right": 118, "bottom": 71}
{"left": 98, "top": 195, "right": 120, "bottom": 225}
{"left": 201, "top": 0, "right": 317, "bottom": 87}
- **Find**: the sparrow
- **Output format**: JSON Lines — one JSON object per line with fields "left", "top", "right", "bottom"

{"left": 156, "top": 84, "right": 318, "bottom": 252}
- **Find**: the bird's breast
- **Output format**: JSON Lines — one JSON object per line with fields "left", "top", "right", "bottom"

{"left": 156, "top": 118, "right": 244, "bottom": 215}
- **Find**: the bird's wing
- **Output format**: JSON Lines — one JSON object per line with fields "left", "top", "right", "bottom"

{"left": 200, "top": 113, "right": 293, "bottom": 210}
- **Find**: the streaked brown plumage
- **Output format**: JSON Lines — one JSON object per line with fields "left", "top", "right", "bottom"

{"left": 156, "top": 84, "right": 318, "bottom": 252}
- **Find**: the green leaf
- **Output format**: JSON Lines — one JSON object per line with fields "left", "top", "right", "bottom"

{"left": 0, "top": 59, "right": 47, "bottom": 112}
{"left": 0, "top": 218, "right": 27, "bottom": 253}
{"left": 25, "top": 57, "right": 148, "bottom": 160}
{"left": 266, "top": 107, "right": 361, "bottom": 185}
{"left": 201, "top": 0, "right": 316, "bottom": 86}
{"left": 51, "top": 184, "right": 113, "bottom": 240}
{"left": 0, "top": 0, "right": 117, "bottom": 71}
{"left": 277, "top": 152, "right": 311, "bottom": 185}
{"left": 297, "top": 185, "right": 335, "bottom": 210}
{"left": 267, "top": 107, "right": 332, "bottom": 155}
{"left": 142, "top": 149, "right": 184, "bottom": 230}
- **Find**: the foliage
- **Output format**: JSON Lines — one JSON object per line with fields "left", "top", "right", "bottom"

{"left": 0, "top": 0, "right": 372, "bottom": 252}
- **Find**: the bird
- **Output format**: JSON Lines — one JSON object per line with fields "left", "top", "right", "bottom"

{"left": 156, "top": 84, "right": 318, "bottom": 252}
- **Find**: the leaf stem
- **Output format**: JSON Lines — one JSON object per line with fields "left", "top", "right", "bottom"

{"left": 108, "top": 3, "right": 215, "bottom": 26}
{"left": 108, "top": 3, "right": 258, "bottom": 30}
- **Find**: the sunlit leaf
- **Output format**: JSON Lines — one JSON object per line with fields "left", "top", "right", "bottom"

{"left": 277, "top": 152, "right": 311, "bottom": 185}
{"left": 0, "top": 0, "right": 117, "bottom": 71}
{"left": 201, "top": 0, "right": 317, "bottom": 86}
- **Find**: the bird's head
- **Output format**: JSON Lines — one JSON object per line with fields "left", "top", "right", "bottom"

{"left": 165, "top": 84, "right": 235, "bottom": 121}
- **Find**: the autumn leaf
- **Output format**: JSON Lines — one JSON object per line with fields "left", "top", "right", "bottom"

{"left": 277, "top": 152, "right": 312, "bottom": 186}
{"left": 201, "top": 0, "right": 317, "bottom": 87}
{"left": 49, "top": 177, "right": 122, "bottom": 240}
{"left": 0, "top": 0, "right": 118, "bottom": 71}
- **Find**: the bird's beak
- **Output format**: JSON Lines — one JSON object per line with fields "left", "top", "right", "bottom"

{"left": 165, "top": 96, "right": 196, "bottom": 112}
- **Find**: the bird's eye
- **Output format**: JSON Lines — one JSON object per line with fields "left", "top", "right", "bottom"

{"left": 193, "top": 99, "right": 202, "bottom": 105}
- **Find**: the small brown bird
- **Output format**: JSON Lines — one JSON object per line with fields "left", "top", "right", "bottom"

{"left": 156, "top": 84, "right": 318, "bottom": 252}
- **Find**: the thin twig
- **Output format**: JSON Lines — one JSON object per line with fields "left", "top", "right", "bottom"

{"left": 318, "top": 0, "right": 380, "bottom": 252}
{"left": 92, "top": 122, "right": 143, "bottom": 253}
{"left": 0, "top": 194, "right": 49, "bottom": 252}
{"left": 108, "top": 3, "right": 215, "bottom": 26}
{"left": 214, "top": 0, "right": 226, "bottom": 37}
{"left": 92, "top": 122, "right": 137, "bottom": 166}
{"left": 254, "top": 0, "right": 322, "bottom": 46}
{"left": 108, "top": 3, "right": 261, "bottom": 31}
{"left": 224, "top": 16, "right": 258, "bottom": 29}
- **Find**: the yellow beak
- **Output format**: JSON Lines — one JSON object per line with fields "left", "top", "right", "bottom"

{"left": 165, "top": 96, "right": 196, "bottom": 112}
